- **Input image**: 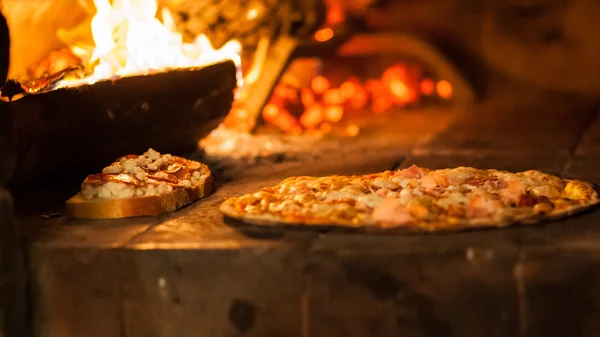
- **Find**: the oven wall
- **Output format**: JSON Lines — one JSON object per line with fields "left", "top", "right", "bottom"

{"left": 364, "top": 0, "right": 600, "bottom": 96}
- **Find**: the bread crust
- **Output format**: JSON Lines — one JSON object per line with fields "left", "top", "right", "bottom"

{"left": 67, "top": 175, "right": 212, "bottom": 219}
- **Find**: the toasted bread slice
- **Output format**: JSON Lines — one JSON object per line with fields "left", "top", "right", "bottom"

{"left": 66, "top": 148, "right": 213, "bottom": 219}
{"left": 66, "top": 175, "right": 212, "bottom": 219}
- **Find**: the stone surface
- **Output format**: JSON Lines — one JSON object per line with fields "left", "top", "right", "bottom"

{"left": 308, "top": 235, "right": 519, "bottom": 337}
{"left": 574, "top": 112, "right": 600, "bottom": 156}
{"left": 20, "top": 215, "right": 157, "bottom": 249}
{"left": 517, "top": 247, "right": 600, "bottom": 337}
{"left": 120, "top": 240, "right": 310, "bottom": 337}
{"left": 415, "top": 93, "right": 596, "bottom": 155}
{"left": 30, "top": 249, "right": 123, "bottom": 337}
{"left": 22, "top": 102, "right": 600, "bottom": 337}
{"left": 562, "top": 155, "right": 600, "bottom": 185}
{"left": 0, "top": 189, "right": 27, "bottom": 337}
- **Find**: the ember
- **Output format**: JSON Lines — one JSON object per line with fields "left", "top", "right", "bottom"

{"left": 224, "top": 59, "right": 453, "bottom": 135}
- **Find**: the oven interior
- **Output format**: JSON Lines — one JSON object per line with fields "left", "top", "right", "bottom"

{"left": 2, "top": 1, "right": 600, "bottom": 337}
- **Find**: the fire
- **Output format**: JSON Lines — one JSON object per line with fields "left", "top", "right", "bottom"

{"left": 244, "top": 62, "right": 454, "bottom": 137}
{"left": 56, "top": 0, "right": 242, "bottom": 88}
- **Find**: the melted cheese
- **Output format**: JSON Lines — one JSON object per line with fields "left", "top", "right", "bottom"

{"left": 436, "top": 192, "right": 472, "bottom": 208}
{"left": 357, "top": 194, "right": 384, "bottom": 208}
{"left": 372, "top": 177, "right": 397, "bottom": 190}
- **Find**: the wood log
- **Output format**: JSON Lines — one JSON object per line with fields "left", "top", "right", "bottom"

{"left": 7, "top": 60, "right": 237, "bottom": 188}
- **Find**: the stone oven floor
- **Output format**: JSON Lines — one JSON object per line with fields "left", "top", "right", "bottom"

{"left": 20, "top": 99, "right": 600, "bottom": 337}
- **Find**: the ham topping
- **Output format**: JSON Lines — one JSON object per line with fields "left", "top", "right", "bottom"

{"left": 372, "top": 198, "right": 415, "bottom": 226}
{"left": 497, "top": 180, "right": 528, "bottom": 204}
{"left": 396, "top": 165, "right": 426, "bottom": 179}
{"left": 466, "top": 195, "right": 503, "bottom": 218}
{"left": 421, "top": 176, "right": 438, "bottom": 189}
{"left": 465, "top": 177, "right": 507, "bottom": 190}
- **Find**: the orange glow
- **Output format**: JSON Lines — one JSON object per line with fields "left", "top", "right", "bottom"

{"left": 364, "top": 79, "right": 383, "bottom": 95}
{"left": 56, "top": 0, "right": 242, "bottom": 88}
{"left": 389, "top": 80, "right": 411, "bottom": 102}
{"left": 314, "top": 28, "right": 334, "bottom": 42}
{"left": 372, "top": 96, "right": 392, "bottom": 113}
{"left": 324, "top": 106, "right": 344, "bottom": 122}
{"left": 235, "top": 108, "right": 248, "bottom": 119}
{"left": 420, "top": 78, "right": 435, "bottom": 95}
{"left": 263, "top": 104, "right": 280, "bottom": 119}
{"left": 290, "top": 125, "right": 303, "bottom": 135}
{"left": 349, "top": 88, "right": 368, "bottom": 109}
{"left": 346, "top": 124, "right": 360, "bottom": 137}
{"left": 320, "top": 123, "right": 332, "bottom": 133}
{"left": 311, "top": 76, "right": 330, "bottom": 94}
{"left": 300, "top": 105, "right": 324, "bottom": 129}
{"left": 278, "top": 110, "right": 295, "bottom": 129}
{"left": 382, "top": 64, "right": 418, "bottom": 104}
{"left": 301, "top": 89, "right": 316, "bottom": 107}
{"left": 222, "top": 105, "right": 255, "bottom": 132}
{"left": 272, "top": 109, "right": 301, "bottom": 134}
{"left": 325, "top": 0, "right": 345, "bottom": 25}
{"left": 340, "top": 80, "right": 358, "bottom": 98}
{"left": 252, "top": 61, "right": 435, "bottom": 135}
{"left": 274, "top": 85, "right": 299, "bottom": 102}
{"left": 323, "top": 89, "right": 345, "bottom": 105}
{"left": 328, "top": 11, "right": 344, "bottom": 25}
{"left": 436, "top": 80, "right": 453, "bottom": 99}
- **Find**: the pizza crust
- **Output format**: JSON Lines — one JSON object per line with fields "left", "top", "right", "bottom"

{"left": 220, "top": 168, "right": 600, "bottom": 234}
{"left": 221, "top": 196, "right": 600, "bottom": 234}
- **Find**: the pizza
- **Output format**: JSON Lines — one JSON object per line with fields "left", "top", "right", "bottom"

{"left": 67, "top": 148, "right": 212, "bottom": 219}
{"left": 220, "top": 165, "right": 599, "bottom": 232}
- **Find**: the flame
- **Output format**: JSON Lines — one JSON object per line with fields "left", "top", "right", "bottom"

{"left": 56, "top": 0, "right": 242, "bottom": 88}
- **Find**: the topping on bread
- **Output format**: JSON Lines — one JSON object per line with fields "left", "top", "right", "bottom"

{"left": 66, "top": 148, "right": 212, "bottom": 219}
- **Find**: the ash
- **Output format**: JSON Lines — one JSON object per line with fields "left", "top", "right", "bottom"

{"left": 198, "top": 126, "right": 326, "bottom": 169}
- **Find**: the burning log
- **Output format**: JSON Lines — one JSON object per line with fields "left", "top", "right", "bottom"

{"left": 27, "top": 48, "right": 81, "bottom": 80}
{"left": 5, "top": 60, "right": 237, "bottom": 187}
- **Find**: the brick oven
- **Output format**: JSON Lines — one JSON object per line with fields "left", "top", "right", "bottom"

{"left": 2, "top": 0, "right": 600, "bottom": 336}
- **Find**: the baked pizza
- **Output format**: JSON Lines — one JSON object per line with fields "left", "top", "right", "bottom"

{"left": 220, "top": 165, "right": 599, "bottom": 232}
{"left": 67, "top": 148, "right": 212, "bottom": 219}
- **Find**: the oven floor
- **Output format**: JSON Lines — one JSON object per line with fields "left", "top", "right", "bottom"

{"left": 20, "top": 99, "right": 600, "bottom": 337}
